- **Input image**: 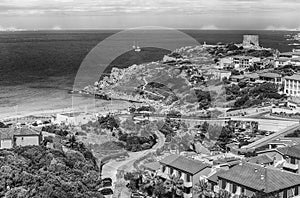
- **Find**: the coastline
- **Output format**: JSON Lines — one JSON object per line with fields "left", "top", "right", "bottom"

{"left": 0, "top": 97, "right": 134, "bottom": 122}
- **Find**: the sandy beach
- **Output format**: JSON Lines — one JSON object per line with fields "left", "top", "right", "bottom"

{"left": 0, "top": 94, "right": 134, "bottom": 121}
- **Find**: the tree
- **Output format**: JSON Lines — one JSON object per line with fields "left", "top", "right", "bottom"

{"left": 215, "top": 189, "right": 232, "bottom": 198}
{"left": 153, "top": 181, "right": 165, "bottom": 198}
{"left": 164, "top": 174, "right": 184, "bottom": 198}
{"left": 193, "top": 180, "right": 213, "bottom": 198}
{"left": 234, "top": 95, "right": 249, "bottom": 108}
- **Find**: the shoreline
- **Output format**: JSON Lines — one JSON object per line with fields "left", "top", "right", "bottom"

{"left": 0, "top": 98, "right": 135, "bottom": 122}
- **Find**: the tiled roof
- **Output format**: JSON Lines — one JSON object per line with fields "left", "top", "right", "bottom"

{"left": 247, "top": 154, "right": 273, "bottom": 165}
{"left": 208, "top": 169, "right": 227, "bottom": 184}
{"left": 244, "top": 73, "right": 259, "bottom": 79}
{"left": 160, "top": 154, "right": 211, "bottom": 175}
{"left": 285, "top": 74, "right": 300, "bottom": 81}
{"left": 143, "top": 162, "right": 161, "bottom": 171}
{"left": 230, "top": 75, "right": 245, "bottom": 79}
{"left": 218, "top": 162, "right": 300, "bottom": 193}
{"left": 0, "top": 127, "right": 40, "bottom": 140}
{"left": 259, "top": 72, "right": 281, "bottom": 78}
{"left": 280, "top": 52, "right": 293, "bottom": 56}
{"left": 213, "top": 157, "right": 240, "bottom": 165}
{"left": 277, "top": 145, "right": 300, "bottom": 159}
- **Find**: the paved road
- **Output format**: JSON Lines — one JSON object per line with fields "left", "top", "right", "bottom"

{"left": 242, "top": 123, "right": 300, "bottom": 150}
{"left": 230, "top": 117, "right": 299, "bottom": 132}
{"left": 101, "top": 130, "right": 165, "bottom": 197}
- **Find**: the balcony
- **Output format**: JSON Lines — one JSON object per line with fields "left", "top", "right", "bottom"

{"left": 183, "top": 193, "right": 192, "bottom": 198}
{"left": 184, "top": 181, "right": 192, "bottom": 188}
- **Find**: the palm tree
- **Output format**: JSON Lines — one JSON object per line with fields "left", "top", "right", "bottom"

{"left": 164, "top": 174, "right": 184, "bottom": 198}
{"left": 215, "top": 189, "right": 232, "bottom": 198}
{"left": 193, "top": 180, "right": 214, "bottom": 198}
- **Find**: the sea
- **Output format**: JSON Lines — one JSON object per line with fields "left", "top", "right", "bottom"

{"left": 0, "top": 29, "right": 299, "bottom": 119}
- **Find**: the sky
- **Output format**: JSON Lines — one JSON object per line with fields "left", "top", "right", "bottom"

{"left": 0, "top": 0, "right": 300, "bottom": 30}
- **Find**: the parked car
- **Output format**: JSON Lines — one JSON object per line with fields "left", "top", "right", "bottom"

{"left": 131, "top": 192, "right": 145, "bottom": 198}
{"left": 101, "top": 177, "right": 112, "bottom": 183}
{"left": 115, "top": 156, "right": 126, "bottom": 161}
{"left": 99, "top": 188, "right": 113, "bottom": 198}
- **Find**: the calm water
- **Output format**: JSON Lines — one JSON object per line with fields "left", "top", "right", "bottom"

{"left": 0, "top": 29, "right": 299, "bottom": 113}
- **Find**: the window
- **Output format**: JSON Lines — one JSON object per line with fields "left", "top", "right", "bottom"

{"left": 186, "top": 174, "right": 191, "bottom": 182}
{"left": 184, "top": 187, "right": 191, "bottom": 194}
{"left": 241, "top": 188, "right": 245, "bottom": 194}
{"left": 170, "top": 167, "right": 174, "bottom": 175}
{"left": 296, "top": 186, "right": 299, "bottom": 195}
{"left": 178, "top": 171, "right": 182, "bottom": 178}
{"left": 283, "top": 190, "right": 287, "bottom": 198}
{"left": 291, "top": 157, "right": 296, "bottom": 164}
{"left": 232, "top": 184, "right": 237, "bottom": 193}
{"left": 162, "top": 166, "right": 166, "bottom": 173}
{"left": 222, "top": 180, "right": 226, "bottom": 189}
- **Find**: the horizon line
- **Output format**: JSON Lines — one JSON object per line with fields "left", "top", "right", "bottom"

{"left": 1, "top": 27, "right": 300, "bottom": 32}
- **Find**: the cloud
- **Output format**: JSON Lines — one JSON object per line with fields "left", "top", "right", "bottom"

{"left": 200, "top": 25, "right": 219, "bottom": 30}
{"left": 0, "top": 0, "right": 298, "bottom": 17}
{"left": 0, "top": 25, "right": 26, "bottom": 31}
{"left": 265, "top": 25, "right": 300, "bottom": 31}
{"left": 52, "top": 25, "right": 62, "bottom": 30}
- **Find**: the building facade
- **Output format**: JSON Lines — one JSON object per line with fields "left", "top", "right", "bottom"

{"left": 209, "top": 162, "right": 300, "bottom": 198}
{"left": 158, "top": 154, "right": 211, "bottom": 198}
{"left": 284, "top": 74, "right": 300, "bottom": 97}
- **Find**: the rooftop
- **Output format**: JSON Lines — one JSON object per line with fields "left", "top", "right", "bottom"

{"left": 160, "top": 154, "right": 211, "bottom": 175}
{"left": 244, "top": 73, "right": 259, "bottom": 79}
{"left": 207, "top": 169, "right": 227, "bottom": 184}
{"left": 218, "top": 162, "right": 300, "bottom": 193}
{"left": 277, "top": 145, "right": 300, "bottom": 159}
{"left": 269, "top": 138, "right": 300, "bottom": 147}
{"left": 246, "top": 154, "right": 273, "bottom": 165}
{"left": 230, "top": 75, "right": 245, "bottom": 80}
{"left": 258, "top": 72, "right": 281, "bottom": 78}
{"left": 142, "top": 162, "right": 161, "bottom": 172}
{"left": 0, "top": 127, "right": 40, "bottom": 140}
{"left": 60, "top": 112, "right": 83, "bottom": 117}
{"left": 284, "top": 74, "right": 300, "bottom": 81}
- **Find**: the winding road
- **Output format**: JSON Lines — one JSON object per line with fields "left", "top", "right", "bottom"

{"left": 101, "top": 130, "right": 165, "bottom": 197}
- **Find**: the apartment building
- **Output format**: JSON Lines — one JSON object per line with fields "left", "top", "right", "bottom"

{"left": 158, "top": 154, "right": 211, "bottom": 198}
{"left": 209, "top": 162, "right": 300, "bottom": 198}
{"left": 257, "top": 144, "right": 300, "bottom": 174}
{"left": 284, "top": 74, "right": 300, "bottom": 96}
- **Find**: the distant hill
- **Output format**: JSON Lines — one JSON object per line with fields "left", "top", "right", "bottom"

{"left": 101, "top": 47, "right": 171, "bottom": 79}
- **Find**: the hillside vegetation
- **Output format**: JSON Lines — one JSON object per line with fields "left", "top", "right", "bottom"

{"left": 0, "top": 145, "right": 103, "bottom": 198}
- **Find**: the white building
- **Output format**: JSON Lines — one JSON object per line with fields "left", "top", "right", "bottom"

{"left": 276, "top": 50, "right": 300, "bottom": 67}
{"left": 218, "top": 57, "right": 233, "bottom": 69}
{"left": 0, "top": 127, "right": 41, "bottom": 149}
{"left": 284, "top": 74, "right": 300, "bottom": 96}
{"left": 233, "top": 56, "right": 261, "bottom": 71}
{"left": 53, "top": 112, "right": 96, "bottom": 126}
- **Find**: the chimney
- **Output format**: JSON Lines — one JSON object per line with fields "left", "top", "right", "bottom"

{"left": 254, "top": 168, "right": 258, "bottom": 173}
{"left": 261, "top": 174, "right": 264, "bottom": 180}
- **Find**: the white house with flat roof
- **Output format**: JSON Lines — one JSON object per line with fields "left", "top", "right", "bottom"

{"left": 53, "top": 112, "right": 96, "bottom": 126}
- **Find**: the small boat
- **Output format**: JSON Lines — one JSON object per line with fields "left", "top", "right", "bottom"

{"left": 133, "top": 41, "right": 141, "bottom": 52}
